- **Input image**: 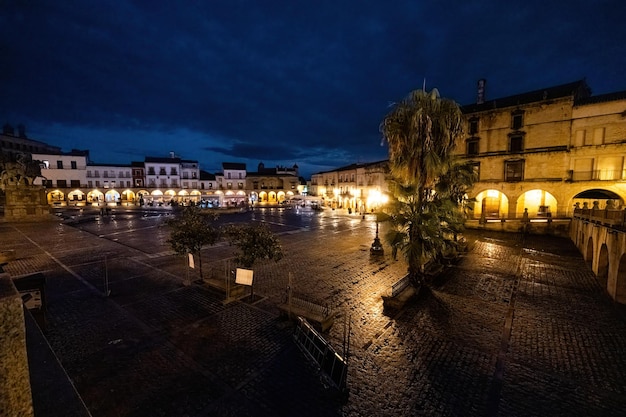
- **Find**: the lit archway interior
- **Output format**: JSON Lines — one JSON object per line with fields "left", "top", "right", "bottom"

{"left": 47, "top": 190, "right": 65, "bottom": 204}
{"left": 474, "top": 189, "right": 510, "bottom": 219}
{"left": 87, "top": 190, "right": 104, "bottom": 203}
{"left": 121, "top": 189, "right": 135, "bottom": 202}
{"left": 105, "top": 190, "right": 120, "bottom": 202}
{"left": 517, "top": 189, "right": 557, "bottom": 217}
{"left": 67, "top": 189, "right": 85, "bottom": 203}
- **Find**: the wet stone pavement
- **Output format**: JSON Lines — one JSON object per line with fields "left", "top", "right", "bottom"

{"left": 3, "top": 209, "right": 626, "bottom": 416}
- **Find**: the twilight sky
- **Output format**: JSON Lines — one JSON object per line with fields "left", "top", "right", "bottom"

{"left": 2, "top": 1, "right": 625, "bottom": 178}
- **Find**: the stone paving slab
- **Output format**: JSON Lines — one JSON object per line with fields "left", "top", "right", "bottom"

{"left": 499, "top": 361, "right": 625, "bottom": 417}
{"left": 5, "top": 216, "right": 626, "bottom": 416}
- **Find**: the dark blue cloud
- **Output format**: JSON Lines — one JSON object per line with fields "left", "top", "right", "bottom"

{"left": 1, "top": 0, "right": 625, "bottom": 178}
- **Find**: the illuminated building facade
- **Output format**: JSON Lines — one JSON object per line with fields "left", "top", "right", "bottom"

{"left": 454, "top": 80, "right": 626, "bottom": 220}
{"left": 309, "top": 160, "right": 388, "bottom": 212}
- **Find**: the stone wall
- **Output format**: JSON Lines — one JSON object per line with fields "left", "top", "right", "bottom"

{"left": 0, "top": 273, "right": 34, "bottom": 417}
{"left": 3, "top": 186, "right": 53, "bottom": 222}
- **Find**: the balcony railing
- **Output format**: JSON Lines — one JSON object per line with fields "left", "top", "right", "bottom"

{"left": 574, "top": 207, "right": 626, "bottom": 228}
{"left": 571, "top": 170, "right": 626, "bottom": 181}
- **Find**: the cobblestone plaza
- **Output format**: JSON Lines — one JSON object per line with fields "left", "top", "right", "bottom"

{"left": 3, "top": 208, "right": 626, "bottom": 416}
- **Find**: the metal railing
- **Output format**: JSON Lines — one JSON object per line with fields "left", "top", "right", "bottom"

{"left": 293, "top": 317, "right": 347, "bottom": 392}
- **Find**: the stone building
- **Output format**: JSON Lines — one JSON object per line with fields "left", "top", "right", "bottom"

{"left": 246, "top": 162, "right": 301, "bottom": 204}
{"left": 309, "top": 160, "right": 388, "bottom": 212}
{"left": 454, "top": 79, "right": 626, "bottom": 220}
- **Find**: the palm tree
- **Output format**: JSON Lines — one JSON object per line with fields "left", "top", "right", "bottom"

{"left": 380, "top": 88, "right": 472, "bottom": 287}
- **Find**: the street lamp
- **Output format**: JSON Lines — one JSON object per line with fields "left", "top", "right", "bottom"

{"left": 369, "top": 190, "right": 387, "bottom": 256}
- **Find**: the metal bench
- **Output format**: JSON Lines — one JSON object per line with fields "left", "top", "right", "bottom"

{"left": 382, "top": 274, "right": 416, "bottom": 312}
{"left": 278, "top": 295, "right": 335, "bottom": 332}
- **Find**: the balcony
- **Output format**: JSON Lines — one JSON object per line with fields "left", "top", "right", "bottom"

{"left": 571, "top": 170, "right": 626, "bottom": 182}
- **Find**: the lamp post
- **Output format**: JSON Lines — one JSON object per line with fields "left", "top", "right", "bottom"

{"left": 369, "top": 191, "right": 387, "bottom": 257}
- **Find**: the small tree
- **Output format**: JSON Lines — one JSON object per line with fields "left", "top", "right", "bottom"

{"left": 166, "top": 207, "right": 220, "bottom": 281}
{"left": 224, "top": 222, "right": 283, "bottom": 300}
{"left": 224, "top": 223, "right": 283, "bottom": 268}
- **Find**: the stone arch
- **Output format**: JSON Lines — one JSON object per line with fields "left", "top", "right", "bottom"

{"left": 105, "top": 190, "right": 120, "bottom": 203}
{"left": 277, "top": 191, "right": 286, "bottom": 203}
{"left": 121, "top": 189, "right": 135, "bottom": 202}
{"left": 474, "top": 189, "right": 510, "bottom": 219}
{"left": 47, "top": 190, "right": 65, "bottom": 204}
{"left": 571, "top": 189, "right": 624, "bottom": 215}
{"left": 87, "top": 190, "right": 104, "bottom": 204}
{"left": 597, "top": 243, "right": 609, "bottom": 290}
{"left": 67, "top": 189, "right": 85, "bottom": 204}
{"left": 614, "top": 254, "right": 626, "bottom": 304}
{"left": 163, "top": 189, "right": 176, "bottom": 203}
{"left": 190, "top": 190, "right": 201, "bottom": 203}
{"left": 151, "top": 190, "right": 164, "bottom": 205}
{"left": 259, "top": 191, "right": 268, "bottom": 202}
{"left": 516, "top": 189, "right": 557, "bottom": 217}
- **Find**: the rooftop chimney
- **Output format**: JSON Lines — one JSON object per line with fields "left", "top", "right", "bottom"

{"left": 477, "top": 79, "right": 486, "bottom": 104}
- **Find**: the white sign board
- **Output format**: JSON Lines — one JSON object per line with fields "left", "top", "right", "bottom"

{"left": 188, "top": 253, "right": 195, "bottom": 269}
{"left": 235, "top": 268, "right": 254, "bottom": 286}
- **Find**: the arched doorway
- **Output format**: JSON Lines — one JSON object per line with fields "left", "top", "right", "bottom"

{"left": 137, "top": 190, "right": 149, "bottom": 206}
{"left": 105, "top": 190, "right": 120, "bottom": 204}
{"left": 164, "top": 190, "right": 176, "bottom": 205}
{"left": 475, "top": 189, "right": 510, "bottom": 219}
{"left": 47, "top": 190, "right": 65, "bottom": 205}
{"left": 151, "top": 190, "right": 163, "bottom": 206}
{"left": 67, "top": 190, "right": 86, "bottom": 206}
{"left": 87, "top": 190, "right": 104, "bottom": 204}
{"left": 121, "top": 189, "right": 135, "bottom": 205}
{"left": 178, "top": 190, "right": 189, "bottom": 205}
{"left": 517, "top": 189, "right": 557, "bottom": 217}
{"left": 190, "top": 190, "right": 201, "bottom": 204}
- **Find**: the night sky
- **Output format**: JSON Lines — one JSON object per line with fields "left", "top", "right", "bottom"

{"left": 2, "top": 1, "right": 625, "bottom": 178}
